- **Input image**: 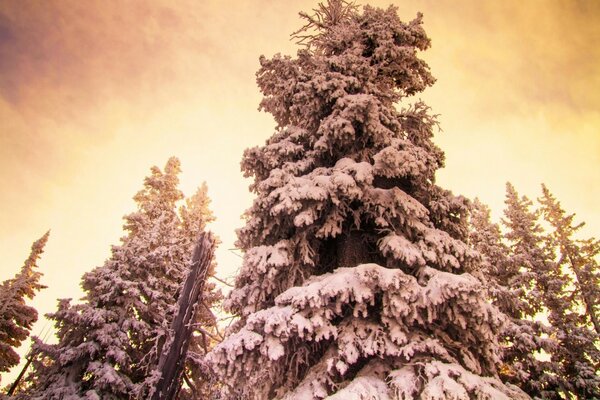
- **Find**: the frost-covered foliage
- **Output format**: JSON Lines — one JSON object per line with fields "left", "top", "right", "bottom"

{"left": 540, "top": 184, "right": 600, "bottom": 336}
{"left": 208, "top": 2, "right": 528, "bottom": 398}
{"left": 23, "top": 158, "right": 220, "bottom": 400}
{"left": 0, "top": 232, "right": 48, "bottom": 377}
{"left": 537, "top": 185, "right": 600, "bottom": 399}
{"left": 471, "top": 184, "right": 600, "bottom": 399}
{"left": 470, "top": 191, "right": 558, "bottom": 398}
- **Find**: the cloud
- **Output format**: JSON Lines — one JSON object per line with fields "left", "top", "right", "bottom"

{"left": 420, "top": 0, "right": 600, "bottom": 118}
{"left": 1, "top": 2, "right": 188, "bottom": 113}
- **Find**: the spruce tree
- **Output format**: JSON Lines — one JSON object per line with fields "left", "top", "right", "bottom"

{"left": 538, "top": 185, "right": 600, "bottom": 399}
{"left": 493, "top": 185, "right": 561, "bottom": 398}
{"left": 25, "top": 158, "right": 219, "bottom": 400}
{"left": 539, "top": 184, "right": 600, "bottom": 335}
{"left": 208, "top": 2, "right": 528, "bottom": 398}
{"left": 0, "top": 232, "right": 48, "bottom": 377}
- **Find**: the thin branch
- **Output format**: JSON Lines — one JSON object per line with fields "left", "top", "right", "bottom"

{"left": 198, "top": 330, "right": 209, "bottom": 353}
{"left": 198, "top": 327, "right": 221, "bottom": 343}
{"left": 210, "top": 275, "right": 234, "bottom": 287}
{"left": 228, "top": 248, "right": 243, "bottom": 259}
{"left": 183, "top": 371, "right": 198, "bottom": 397}
{"left": 213, "top": 324, "right": 225, "bottom": 341}
{"left": 291, "top": 0, "right": 358, "bottom": 47}
{"left": 200, "top": 301, "right": 218, "bottom": 323}
{"left": 224, "top": 314, "right": 238, "bottom": 332}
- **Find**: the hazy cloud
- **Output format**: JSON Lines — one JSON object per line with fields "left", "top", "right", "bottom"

{"left": 421, "top": 0, "right": 600, "bottom": 117}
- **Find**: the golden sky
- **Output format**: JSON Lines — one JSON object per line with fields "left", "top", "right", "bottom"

{"left": 1, "top": 0, "right": 599, "bottom": 382}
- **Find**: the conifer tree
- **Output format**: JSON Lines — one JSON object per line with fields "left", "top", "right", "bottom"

{"left": 208, "top": 2, "right": 528, "bottom": 398}
{"left": 537, "top": 185, "right": 600, "bottom": 398}
{"left": 539, "top": 184, "right": 600, "bottom": 335}
{"left": 493, "top": 185, "right": 561, "bottom": 398}
{"left": 24, "top": 158, "right": 219, "bottom": 400}
{"left": 0, "top": 232, "right": 48, "bottom": 377}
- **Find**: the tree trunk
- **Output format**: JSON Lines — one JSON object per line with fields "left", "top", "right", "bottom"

{"left": 6, "top": 353, "right": 33, "bottom": 395}
{"left": 150, "top": 232, "right": 215, "bottom": 400}
{"left": 336, "top": 231, "right": 369, "bottom": 269}
{"left": 566, "top": 252, "right": 600, "bottom": 335}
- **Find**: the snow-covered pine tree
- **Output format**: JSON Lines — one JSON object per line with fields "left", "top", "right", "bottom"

{"left": 489, "top": 185, "right": 560, "bottom": 398}
{"left": 537, "top": 185, "right": 600, "bottom": 398}
{"left": 24, "top": 158, "right": 219, "bottom": 400}
{"left": 0, "top": 232, "right": 48, "bottom": 377}
{"left": 208, "top": 2, "right": 529, "bottom": 398}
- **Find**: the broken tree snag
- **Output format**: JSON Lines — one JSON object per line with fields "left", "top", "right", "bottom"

{"left": 7, "top": 352, "right": 34, "bottom": 395}
{"left": 150, "top": 232, "right": 216, "bottom": 400}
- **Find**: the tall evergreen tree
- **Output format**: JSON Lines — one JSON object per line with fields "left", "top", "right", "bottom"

{"left": 0, "top": 232, "right": 48, "bottom": 378}
{"left": 494, "top": 185, "right": 561, "bottom": 398}
{"left": 24, "top": 158, "right": 219, "bottom": 400}
{"left": 539, "top": 184, "right": 600, "bottom": 335}
{"left": 537, "top": 185, "right": 600, "bottom": 399}
{"left": 208, "top": 2, "right": 528, "bottom": 398}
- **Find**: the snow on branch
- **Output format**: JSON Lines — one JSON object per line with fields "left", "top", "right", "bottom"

{"left": 209, "top": 263, "right": 506, "bottom": 398}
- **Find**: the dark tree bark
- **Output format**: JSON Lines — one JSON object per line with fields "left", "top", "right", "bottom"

{"left": 6, "top": 353, "right": 34, "bottom": 395}
{"left": 150, "top": 232, "right": 216, "bottom": 400}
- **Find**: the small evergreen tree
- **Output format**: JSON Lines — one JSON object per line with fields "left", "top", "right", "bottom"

{"left": 24, "top": 158, "right": 219, "bottom": 400}
{"left": 208, "top": 2, "right": 528, "bottom": 398}
{"left": 0, "top": 232, "right": 48, "bottom": 378}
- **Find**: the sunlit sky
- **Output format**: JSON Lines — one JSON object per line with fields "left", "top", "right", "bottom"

{"left": 1, "top": 0, "right": 599, "bottom": 383}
